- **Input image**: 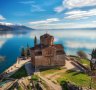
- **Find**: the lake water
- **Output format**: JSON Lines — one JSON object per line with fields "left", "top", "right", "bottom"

{"left": 0, "top": 29, "right": 96, "bottom": 73}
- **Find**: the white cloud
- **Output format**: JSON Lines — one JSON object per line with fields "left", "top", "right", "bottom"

{"left": 19, "top": 1, "right": 45, "bottom": 12}
{"left": 0, "top": 40, "right": 6, "bottom": 48}
{"left": 29, "top": 28, "right": 96, "bottom": 40}
{"left": 0, "top": 15, "right": 5, "bottom": 20}
{"left": 65, "top": 0, "right": 96, "bottom": 9}
{"left": 29, "top": 18, "right": 60, "bottom": 25}
{"left": 65, "top": 41, "right": 96, "bottom": 49}
{"left": 0, "top": 22, "right": 23, "bottom": 26}
{"left": 0, "top": 22, "right": 13, "bottom": 25}
{"left": 54, "top": 38, "right": 59, "bottom": 42}
{"left": 92, "top": 20, "right": 96, "bottom": 23}
{"left": 31, "top": 5, "right": 45, "bottom": 12}
{"left": 0, "top": 34, "right": 14, "bottom": 48}
{"left": 50, "top": 30, "right": 96, "bottom": 39}
{"left": 54, "top": 0, "right": 96, "bottom": 13}
{"left": 0, "top": 34, "right": 14, "bottom": 39}
{"left": 29, "top": 21, "right": 96, "bottom": 29}
{"left": 65, "top": 9, "right": 96, "bottom": 19}
{"left": 54, "top": 6, "right": 65, "bottom": 13}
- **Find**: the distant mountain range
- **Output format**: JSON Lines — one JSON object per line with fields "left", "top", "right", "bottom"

{"left": 0, "top": 22, "right": 96, "bottom": 31}
{"left": 0, "top": 23, "right": 33, "bottom": 31}
{"left": 43, "top": 28, "right": 96, "bottom": 30}
{"left": 65, "top": 28, "right": 96, "bottom": 30}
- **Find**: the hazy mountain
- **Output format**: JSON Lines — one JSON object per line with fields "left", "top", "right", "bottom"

{"left": 36, "top": 28, "right": 96, "bottom": 30}
{"left": 0, "top": 23, "right": 33, "bottom": 31}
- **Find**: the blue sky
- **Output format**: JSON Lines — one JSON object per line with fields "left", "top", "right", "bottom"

{"left": 0, "top": 0, "right": 96, "bottom": 29}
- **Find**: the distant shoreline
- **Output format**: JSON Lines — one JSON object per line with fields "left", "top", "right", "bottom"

{"left": 36, "top": 28, "right": 96, "bottom": 30}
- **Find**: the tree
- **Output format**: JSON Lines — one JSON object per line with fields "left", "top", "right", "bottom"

{"left": 91, "top": 49, "right": 96, "bottom": 58}
{"left": 77, "top": 50, "right": 87, "bottom": 59}
{"left": 21, "top": 47, "right": 26, "bottom": 57}
{"left": 26, "top": 44, "right": 30, "bottom": 58}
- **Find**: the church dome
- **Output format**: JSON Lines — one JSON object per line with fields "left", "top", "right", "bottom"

{"left": 40, "top": 33, "right": 54, "bottom": 46}
{"left": 40, "top": 33, "right": 53, "bottom": 38}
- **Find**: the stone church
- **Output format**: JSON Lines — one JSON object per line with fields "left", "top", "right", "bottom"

{"left": 30, "top": 33, "right": 66, "bottom": 69}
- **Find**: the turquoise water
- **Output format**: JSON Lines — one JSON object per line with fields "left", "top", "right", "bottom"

{"left": 0, "top": 29, "right": 96, "bottom": 73}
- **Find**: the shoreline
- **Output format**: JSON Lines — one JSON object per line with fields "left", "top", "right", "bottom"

{"left": 0, "top": 57, "right": 30, "bottom": 80}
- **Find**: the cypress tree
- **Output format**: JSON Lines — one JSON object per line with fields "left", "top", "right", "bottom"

{"left": 21, "top": 47, "right": 25, "bottom": 57}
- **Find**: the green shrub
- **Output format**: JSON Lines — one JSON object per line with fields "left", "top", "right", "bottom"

{"left": 10, "top": 65, "right": 27, "bottom": 79}
{"left": 31, "top": 75, "right": 38, "bottom": 81}
{"left": 60, "top": 81, "right": 68, "bottom": 90}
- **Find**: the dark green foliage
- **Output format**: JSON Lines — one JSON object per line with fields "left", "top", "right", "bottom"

{"left": 26, "top": 48, "right": 30, "bottom": 56}
{"left": 92, "top": 49, "right": 96, "bottom": 58}
{"left": 21, "top": 45, "right": 30, "bottom": 58}
{"left": 21, "top": 48, "right": 26, "bottom": 57}
{"left": 18, "top": 86, "right": 22, "bottom": 90}
{"left": 26, "top": 44, "right": 30, "bottom": 58}
{"left": 60, "top": 81, "right": 68, "bottom": 90}
{"left": 31, "top": 75, "right": 38, "bottom": 81}
{"left": 34, "top": 36, "right": 37, "bottom": 46}
{"left": 10, "top": 65, "right": 27, "bottom": 79}
{"left": 35, "top": 83, "right": 42, "bottom": 90}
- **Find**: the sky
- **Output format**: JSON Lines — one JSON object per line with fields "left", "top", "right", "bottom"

{"left": 0, "top": 0, "right": 96, "bottom": 29}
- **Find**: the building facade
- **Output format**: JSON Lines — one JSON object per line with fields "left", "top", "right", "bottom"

{"left": 30, "top": 33, "right": 66, "bottom": 68}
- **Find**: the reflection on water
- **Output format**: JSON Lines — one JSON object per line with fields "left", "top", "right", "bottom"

{"left": 0, "top": 56, "right": 5, "bottom": 61}
{"left": 0, "top": 29, "right": 96, "bottom": 73}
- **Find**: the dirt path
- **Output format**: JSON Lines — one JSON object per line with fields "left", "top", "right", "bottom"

{"left": 35, "top": 60, "right": 83, "bottom": 90}
{"left": 35, "top": 72, "right": 62, "bottom": 90}
{"left": 42, "top": 60, "right": 82, "bottom": 85}
{"left": 45, "top": 60, "right": 81, "bottom": 79}
{"left": 65, "top": 60, "right": 80, "bottom": 70}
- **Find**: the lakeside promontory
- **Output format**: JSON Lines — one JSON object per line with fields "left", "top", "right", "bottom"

{"left": 0, "top": 23, "right": 33, "bottom": 31}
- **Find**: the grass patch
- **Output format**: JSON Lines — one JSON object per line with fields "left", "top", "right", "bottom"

{"left": 18, "top": 85, "right": 23, "bottom": 90}
{"left": 70, "top": 55, "right": 90, "bottom": 68}
{"left": 57, "top": 70, "right": 96, "bottom": 89}
{"left": 10, "top": 65, "right": 27, "bottom": 79}
{"left": 72, "top": 56, "right": 90, "bottom": 68}
{"left": 40, "top": 67, "right": 62, "bottom": 76}
{"left": 31, "top": 75, "right": 38, "bottom": 81}
{"left": 79, "top": 59, "right": 90, "bottom": 68}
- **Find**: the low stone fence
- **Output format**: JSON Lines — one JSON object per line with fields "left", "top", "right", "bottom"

{"left": 69, "top": 57, "right": 90, "bottom": 73}
{"left": 74, "top": 60, "right": 90, "bottom": 73}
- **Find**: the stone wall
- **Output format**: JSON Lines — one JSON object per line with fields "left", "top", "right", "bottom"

{"left": 30, "top": 50, "right": 35, "bottom": 66}
{"left": 40, "top": 35, "right": 54, "bottom": 46}
{"left": 54, "top": 54, "right": 66, "bottom": 66}
{"left": 35, "top": 54, "right": 65, "bottom": 68}
{"left": 42, "top": 46, "right": 56, "bottom": 57}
